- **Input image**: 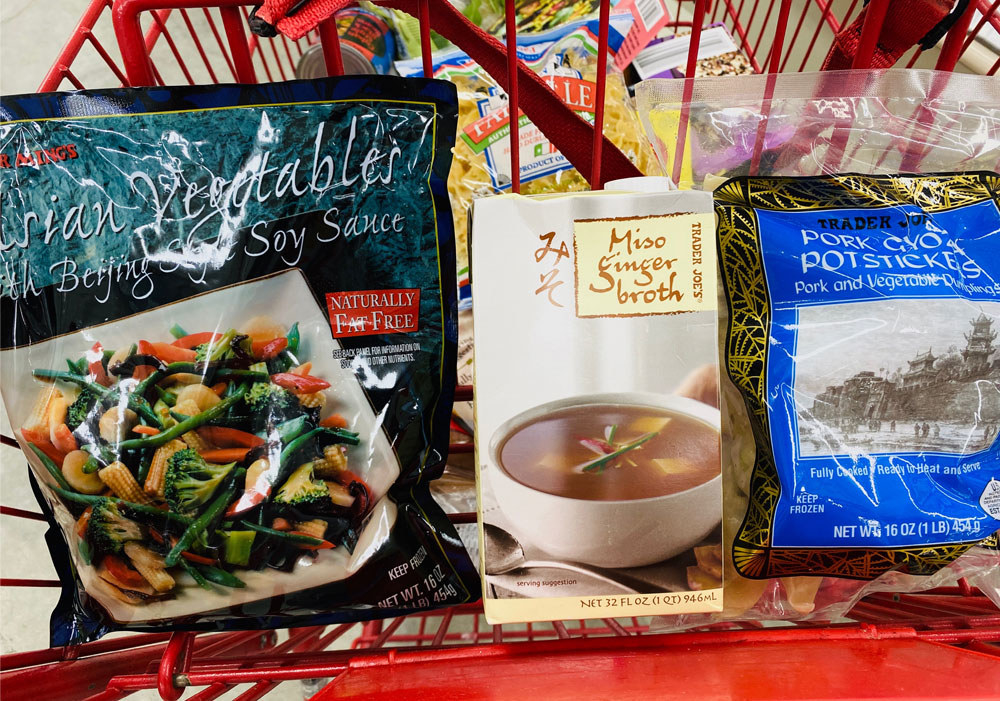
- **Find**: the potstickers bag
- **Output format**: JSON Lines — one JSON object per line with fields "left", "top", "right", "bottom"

{"left": 0, "top": 77, "right": 478, "bottom": 644}
{"left": 715, "top": 172, "right": 1000, "bottom": 617}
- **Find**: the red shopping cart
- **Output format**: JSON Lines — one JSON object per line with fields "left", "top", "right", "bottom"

{"left": 2, "top": 1, "right": 1000, "bottom": 699}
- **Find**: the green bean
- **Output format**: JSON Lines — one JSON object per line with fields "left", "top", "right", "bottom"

{"left": 274, "top": 428, "right": 361, "bottom": 484}
{"left": 286, "top": 322, "right": 300, "bottom": 354}
{"left": 193, "top": 563, "right": 246, "bottom": 588}
{"left": 32, "top": 369, "right": 112, "bottom": 396}
{"left": 164, "top": 469, "right": 244, "bottom": 567}
{"left": 169, "top": 323, "right": 188, "bottom": 340}
{"left": 117, "top": 393, "right": 243, "bottom": 450}
{"left": 136, "top": 452, "right": 153, "bottom": 486}
{"left": 129, "top": 396, "right": 162, "bottom": 428}
{"left": 178, "top": 557, "right": 215, "bottom": 591}
{"left": 27, "top": 443, "right": 72, "bottom": 491}
{"left": 51, "top": 487, "right": 194, "bottom": 526}
{"left": 214, "top": 369, "right": 268, "bottom": 381}
{"left": 240, "top": 521, "right": 325, "bottom": 546}
{"left": 80, "top": 451, "right": 101, "bottom": 475}
{"left": 272, "top": 427, "right": 360, "bottom": 489}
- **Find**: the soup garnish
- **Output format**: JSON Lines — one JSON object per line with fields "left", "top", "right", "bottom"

{"left": 499, "top": 404, "right": 719, "bottom": 501}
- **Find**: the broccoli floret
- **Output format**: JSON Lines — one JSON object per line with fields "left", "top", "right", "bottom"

{"left": 194, "top": 343, "right": 210, "bottom": 363}
{"left": 244, "top": 382, "right": 312, "bottom": 430}
{"left": 164, "top": 448, "right": 235, "bottom": 515}
{"left": 274, "top": 462, "right": 332, "bottom": 512}
{"left": 67, "top": 389, "right": 101, "bottom": 431}
{"left": 87, "top": 499, "right": 143, "bottom": 556}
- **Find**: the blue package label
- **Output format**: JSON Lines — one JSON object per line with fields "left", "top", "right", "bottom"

{"left": 716, "top": 173, "right": 1000, "bottom": 579}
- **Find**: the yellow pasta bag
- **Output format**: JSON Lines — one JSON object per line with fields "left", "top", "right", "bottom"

{"left": 399, "top": 20, "right": 661, "bottom": 276}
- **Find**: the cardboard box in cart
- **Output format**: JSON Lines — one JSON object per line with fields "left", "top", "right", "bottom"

{"left": 471, "top": 189, "right": 724, "bottom": 624}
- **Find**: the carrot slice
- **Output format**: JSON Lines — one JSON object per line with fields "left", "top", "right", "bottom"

{"left": 132, "top": 425, "right": 161, "bottom": 436}
{"left": 210, "top": 382, "right": 227, "bottom": 396}
{"left": 319, "top": 414, "right": 349, "bottom": 429}
{"left": 181, "top": 551, "right": 216, "bottom": 566}
{"left": 199, "top": 448, "right": 251, "bottom": 463}
{"left": 77, "top": 507, "right": 93, "bottom": 539}
{"left": 140, "top": 340, "right": 197, "bottom": 363}
{"left": 51, "top": 423, "right": 78, "bottom": 453}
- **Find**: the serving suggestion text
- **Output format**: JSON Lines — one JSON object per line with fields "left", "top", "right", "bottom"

{"left": 2, "top": 116, "right": 416, "bottom": 303}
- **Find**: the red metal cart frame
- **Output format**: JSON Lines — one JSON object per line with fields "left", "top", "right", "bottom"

{"left": 3, "top": 0, "right": 1000, "bottom": 698}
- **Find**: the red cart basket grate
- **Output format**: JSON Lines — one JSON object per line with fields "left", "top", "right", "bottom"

{"left": 3, "top": 0, "right": 1000, "bottom": 698}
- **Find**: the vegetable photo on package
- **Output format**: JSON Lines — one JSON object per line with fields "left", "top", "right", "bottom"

{"left": 23, "top": 314, "right": 369, "bottom": 606}
{"left": 1, "top": 76, "right": 478, "bottom": 643}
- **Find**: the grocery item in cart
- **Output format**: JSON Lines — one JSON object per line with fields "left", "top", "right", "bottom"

{"left": 294, "top": 6, "right": 397, "bottom": 75}
{"left": 631, "top": 24, "right": 754, "bottom": 80}
{"left": 636, "top": 69, "right": 1000, "bottom": 190}
{"left": 471, "top": 187, "right": 723, "bottom": 623}
{"left": 716, "top": 172, "right": 1000, "bottom": 593}
{"left": 0, "top": 76, "right": 478, "bottom": 644}
{"left": 398, "top": 18, "right": 660, "bottom": 276}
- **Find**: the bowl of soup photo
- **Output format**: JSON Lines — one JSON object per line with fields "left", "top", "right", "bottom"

{"left": 487, "top": 393, "right": 721, "bottom": 569}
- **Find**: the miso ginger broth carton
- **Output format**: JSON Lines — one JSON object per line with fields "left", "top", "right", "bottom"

{"left": 471, "top": 188, "right": 724, "bottom": 623}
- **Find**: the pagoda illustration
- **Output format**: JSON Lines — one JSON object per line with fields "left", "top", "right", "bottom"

{"left": 809, "top": 314, "right": 1000, "bottom": 426}
{"left": 962, "top": 313, "right": 997, "bottom": 373}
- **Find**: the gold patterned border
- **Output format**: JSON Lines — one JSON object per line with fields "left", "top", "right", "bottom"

{"left": 717, "top": 171, "right": 1000, "bottom": 580}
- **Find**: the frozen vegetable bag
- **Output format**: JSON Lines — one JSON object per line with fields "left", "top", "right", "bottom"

{"left": 0, "top": 77, "right": 478, "bottom": 644}
{"left": 716, "top": 172, "right": 1000, "bottom": 591}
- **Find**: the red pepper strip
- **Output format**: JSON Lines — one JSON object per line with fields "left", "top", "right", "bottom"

{"left": 252, "top": 337, "right": 288, "bottom": 360}
{"left": 171, "top": 331, "right": 223, "bottom": 349}
{"left": 149, "top": 528, "right": 165, "bottom": 544}
{"left": 21, "top": 428, "right": 68, "bottom": 465}
{"left": 199, "top": 448, "right": 251, "bottom": 463}
{"left": 88, "top": 341, "right": 112, "bottom": 387}
{"left": 286, "top": 531, "right": 336, "bottom": 550}
{"left": 225, "top": 489, "right": 268, "bottom": 517}
{"left": 140, "top": 341, "right": 197, "bottom": 363}
{"left": 210, "top": 382, "right": 227, "bottom": 396}
{"left": 103, "top": 555, "right": 148, "bottom": 588}
{"left": 270, "top": 372, "right": 331, "bottom": 393}
{"left": 319, "top": 413, "right": 348, "bottom": 429}
{"left": 197, "top": 426, "right": 265, "bottom": 449}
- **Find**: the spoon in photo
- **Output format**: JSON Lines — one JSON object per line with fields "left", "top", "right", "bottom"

{"left": 483, "top": 523, "right": 656, "bottom": 594}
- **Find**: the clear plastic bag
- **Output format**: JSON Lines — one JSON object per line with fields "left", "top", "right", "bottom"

{"left": 636, "top": 70, "right": 1000, "bottom": 628}
{"left": 636, "top": 69, "right": 1000, "bottom": 190}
